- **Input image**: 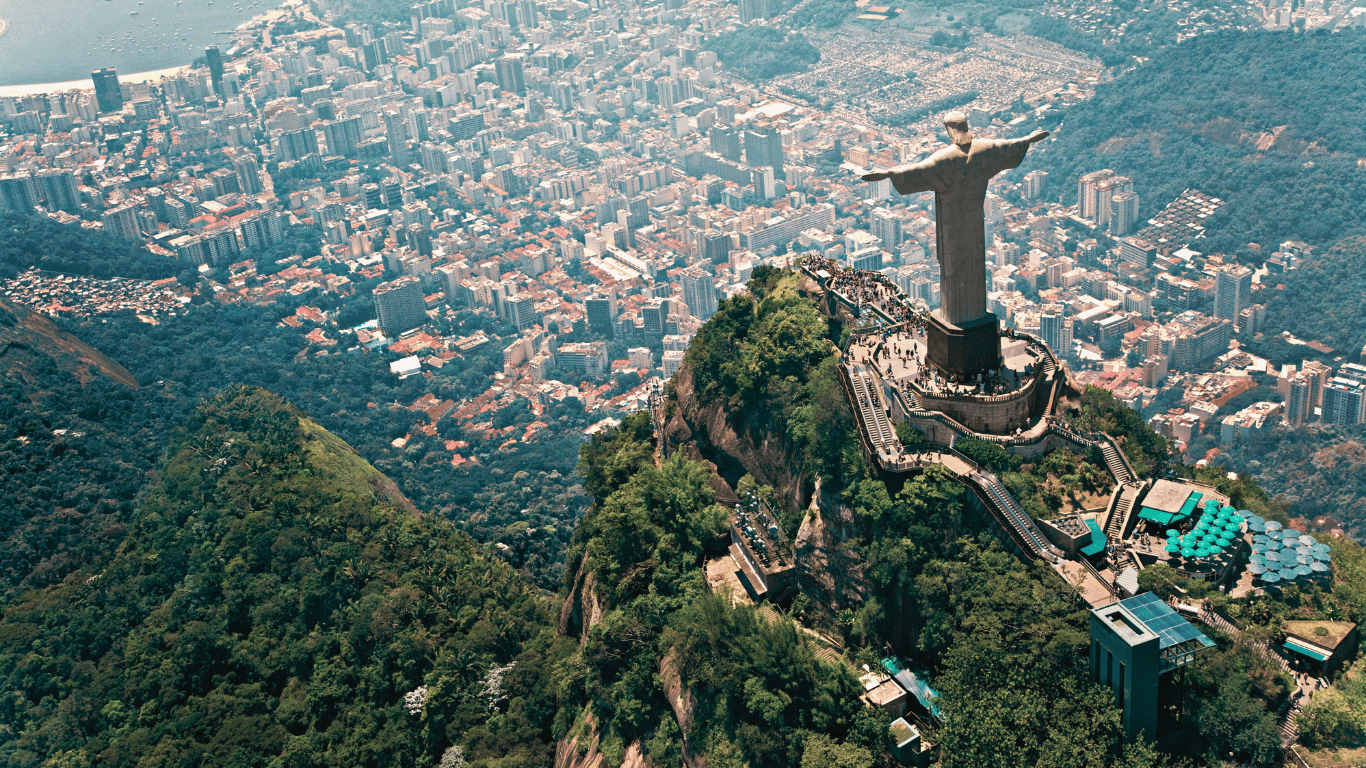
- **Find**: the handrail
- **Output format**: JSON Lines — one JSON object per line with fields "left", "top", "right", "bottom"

{"left": 1081, "top": 557, "right": 1120, "bottom": 601}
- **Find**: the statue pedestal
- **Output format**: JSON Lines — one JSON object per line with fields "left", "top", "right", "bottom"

{"left": 926, "top": 311, "right": 1001, "bottom": 380}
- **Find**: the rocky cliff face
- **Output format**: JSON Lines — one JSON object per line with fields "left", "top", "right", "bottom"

{"left": 662, "top": 362, "right": 812, "bottom": 514}
{"left": 793, "top": 479, "right": 868, "bottom": 616}
{"left": 664, "top": 358, "right": 875, "bottom": 645}
{"left": 558, "top": 558, "right": 607, "bottom": 645}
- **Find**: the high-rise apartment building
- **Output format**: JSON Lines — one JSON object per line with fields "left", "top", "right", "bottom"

{"left": 1023, "top": 170, "right": 1047, "bottom": 200}
{"left": 556, "top": 341, "right": 609, "bottom": 377}
{"left": 373, "top": 276, "right": 427, "bottom": 336}
{"left": 1078, "top": 170, "right": 1133, "bottom": 226}
{"left": 34, "top": 168, "right": 80, "bottom": 213}
{"left": 0, "top": 172, "right": 41, "bottom": 213}
{"left": 738, "top": 0, "right": 770, "bottom": 22}
{"left": 102, "top": 204, "right": 142, "bottom": 241}
{"left": 585, "top": 295, "right": 616, "bottom": 338}
{"left": 322, "top": 117, "right": 363, "bottom": 157}
{"left": 642, "top": 298, "right": 670, "bottom": 338}
{"left": 206, "top": 46, "right": 225, "bottom": 97}
{"left": 506, "top": 294, "right": 538, "bottom": 331}
{"left": 233, "top": 154, "right": 264, "bottom": 196}
{"left": 1282, "top": 360, "right": 1332, "bottom": 426}
{"left": 1213, "top": 263, "right": 1253, "bottom": 328}
{"left": 496, "top": 53, "right": 526, "bottom": 95}
{"left": 743, "top": 125, "right": 783, "bottom": 178}
{"left": 681, "top": 266, "right": 718, "bottom": 321}
{"left": 91, "top": 68, "right": 123, "bottom": 114}
{"left": 1321, "top": 377, "right": 1366, "bottom": 426}
{"left": 277, "top": 128, "right": 320, "bottom": 162}
{"left": 1040, "top": 304, "right": 1073, "bottom": 358}
{"left": 710, "top": 126, "right": 742, "bottom": 162}
{"left": 871, "top": 208, "right": 902, "bottom": 251}
{"left": 384, "top": 110, "right": 410, "bottom": 167}
{"left": 1109, "top": 191, "right": 1140, "bottom": 236}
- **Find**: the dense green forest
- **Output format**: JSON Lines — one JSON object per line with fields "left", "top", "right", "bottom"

{"left": 0, "top": 386, "right": 566, "bottom": 767}
{"left": 1032, "top": 29, "right": 1366, "bottom": 254}
{"left": 562, "top": 413, "right": 878, "bottom": 765}
{"left": 705, "top": 28, "right": 822, "bottom": 83}
{"left": 1258, "top": 234, "right": 1366, "bottom": 359}
{"left": 0, "top": 297, "right": 588, "bottom": 601}
{"left": 683, "top": 266, "right": 864, "bottom": 504}
{"left": 64, "top": 304, "right": 589, "bottom": 590}
{"left": 0, "top": 212, "right": 178, "bottom": 281}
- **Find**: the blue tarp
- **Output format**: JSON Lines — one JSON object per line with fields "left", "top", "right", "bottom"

{"left": 1081, "top": 518, "right": 1107, "bottom": 557}
{"left": 881, "top": 657, "right": 943, "bottom": 721}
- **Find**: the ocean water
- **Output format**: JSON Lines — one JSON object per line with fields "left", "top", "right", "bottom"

{"left": 0, "top": 0, "right": 269, "bottom": 87}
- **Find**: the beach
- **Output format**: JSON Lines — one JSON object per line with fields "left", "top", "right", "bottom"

{"left": 0, "top": 65, "right": 192, "bottom": 99}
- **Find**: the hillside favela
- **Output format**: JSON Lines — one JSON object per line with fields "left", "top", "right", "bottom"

{"left": 1, "top": 0, "right": 1366, "bottom": 764}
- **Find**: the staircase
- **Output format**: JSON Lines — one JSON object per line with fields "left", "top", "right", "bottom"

{"left": 1098, "top": 438, "right": 1135, "bottom": 485}
{"left": 1106, "top": 483, "right": 1139, "bottom": 542}
{"left": 1281, "top": 703, "right": 1303, "bottom": 745}
{"left": 1030, "top": 356, "right": 1059, "bottom": 421}
{"left": 1188, "top": 603, "right": 1292, "bottom": 672}
{"left": 903, "top": 389, "right": 921, "bottom": 410}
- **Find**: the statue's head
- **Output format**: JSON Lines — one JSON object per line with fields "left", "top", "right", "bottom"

{"left": 943, "top": 112, "right": 973, "bottom": 147}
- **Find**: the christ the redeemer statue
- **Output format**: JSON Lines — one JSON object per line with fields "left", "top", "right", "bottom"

{"left": 863, "top": 114, "right": 1048, "bottom": 327}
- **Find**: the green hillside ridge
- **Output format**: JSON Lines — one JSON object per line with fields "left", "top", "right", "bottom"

{"left": 0, "top": 385, "right": 566, "bottom": 768}
{"left": 1031, "top": 29, "right": 1366, "bottom": 254}
{"left": 0, "top": 297, "right": 139, "bottom": 390}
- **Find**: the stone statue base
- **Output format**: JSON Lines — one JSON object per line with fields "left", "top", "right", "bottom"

{"left": 926, "top": 311, "right": 1001, "bottom": 380}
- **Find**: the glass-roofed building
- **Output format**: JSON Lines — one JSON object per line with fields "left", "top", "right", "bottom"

{"left": 1089, "top": 592, "right": 1215, "bottom": 740}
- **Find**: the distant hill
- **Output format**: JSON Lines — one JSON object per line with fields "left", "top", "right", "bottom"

{"left": 0, "top": 297, "right": 139, "bottom": 390}
{"left": 1031, "top": 29, "right": 1366, "bottom": 253}
{"left": 0, "top": 386, "right": 563, "bottom": 767}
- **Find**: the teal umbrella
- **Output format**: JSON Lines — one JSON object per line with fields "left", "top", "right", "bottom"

{"left": 1181, "top": 547, "right": 1196, "bottom": 557}
{"left": 1195, "top": 547, "right": 1211, "bottom": 558}
{"left": 1166, "top": 529, "right": 1179, "bottom": 537}
{"left": 1250, "top": 554, "right": 1265, "bottom": 564}
{"left": 1216, "top": 537, "right": 1233, "bottom": 548}
{"left": 1165, "top": 543, "right": 1180, "bottom": 553}
{"left": 1262, "top": 571, "right": 1282, "bottom": 584}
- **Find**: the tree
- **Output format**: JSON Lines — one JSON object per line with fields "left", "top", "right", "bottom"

{"left": 800, "top": 734, "right": 874, "bottom": 768}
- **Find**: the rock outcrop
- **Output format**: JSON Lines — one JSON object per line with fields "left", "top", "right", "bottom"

{"left": 663, "top": 362, "right": 812, "bottom": 515}
{"left": 558, "top": 557, "right": 607, "bottom": 645}
{"left": 793, "top": 479, "right": 868, "bottom": 616}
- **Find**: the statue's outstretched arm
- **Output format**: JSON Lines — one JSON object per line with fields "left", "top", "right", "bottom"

{"left": 862, "top": 159, "right": 941, "bottom": 195}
